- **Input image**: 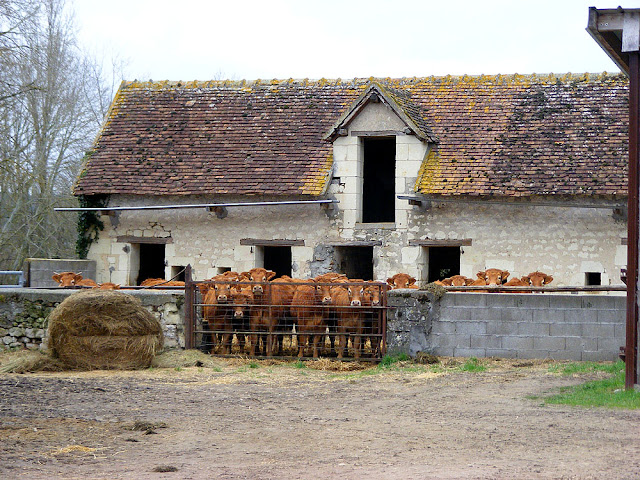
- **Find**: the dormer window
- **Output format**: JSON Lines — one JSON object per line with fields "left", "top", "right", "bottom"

{"left": 362, "top": 137, "right": 396, "bottom": 223}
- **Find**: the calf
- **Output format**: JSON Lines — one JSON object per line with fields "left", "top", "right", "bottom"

{"left": 201, "top": 272, "right": 244, "bottom": 354}
{"left": 333, "top": 282, "right": 366, "bottom": 360}
{"left": 387, "top": 273, "right": 418, "bottom": 290}
{"left": 363, "top": 281, "right": 385, "bottom": 357}
{"left": 478, "top": 268, "right": 510, "bottom": 286}
{"left": 52, "top": 272, "right": 98, "bottom": 288}
{"left": 291, "top": 280, "right": 329, "bottom": 358}
{"left": 440, "top": 275, "right": 473, "bottom": 286}
{"left": 527, "top": 271, "right": 553, "bottom": 287}
{"left": 242, "top": 268, "right": 278, "bottom": 356}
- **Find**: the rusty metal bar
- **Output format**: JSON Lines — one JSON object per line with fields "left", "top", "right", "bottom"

{"left": 54, "top": 199, "right": 339, "bottom": 212}
{"left": 184, "top": 264, "right": 194, "bottom": 349}
{"left": 626, "top": 52, "right": 640, "bottom": 390}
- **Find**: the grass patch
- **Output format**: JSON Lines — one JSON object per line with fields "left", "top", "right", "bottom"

{"left": 459, "top": 357, "right": 486, "bottom": 373}
{"left": 379, "top": 353, "right": 411, "bottom": 368}
{"left": 542, "top": 361, "right": 640, "bottom": 409}
{"left": 248, "top": 362, "right": 260, "bottom": 369}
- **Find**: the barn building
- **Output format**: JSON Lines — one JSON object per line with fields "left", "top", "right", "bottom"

{"left": 73, "top": 73, "right": 629, "bottom": 287}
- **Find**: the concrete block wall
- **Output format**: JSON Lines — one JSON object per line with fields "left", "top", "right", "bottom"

{"left": 387, "top": 290, "right": 626, "bottom": 361}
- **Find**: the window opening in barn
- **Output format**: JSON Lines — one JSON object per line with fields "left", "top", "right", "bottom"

{"left": 334, "top": 246, "right": 374, "bottom": 280}
{"left": 263, "top": 246, "right": 292, "bottom": 278}
{"left": 136, "top": 243, "right": 165, "bottom": 285}
{"left": 216, "top": 267, "right": 231, "bottom": 275}
{"left": 362, "top": 137, "right": 396, "bottom": 223}
{"left": 585, "top": 272, "right": 602, "bottom": 286}
{"left": 171, "top": 266, "right": 186, "bottom": 282}
{"left": 427, "top": 247, "right": 461, "bottom": 282}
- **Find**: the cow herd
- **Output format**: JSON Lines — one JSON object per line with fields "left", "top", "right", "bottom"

{"left": 435, "top": 268, "right": 554, "bottom": 290}
{"left": 198, "top": 269, "right": 389, "bottom": 360}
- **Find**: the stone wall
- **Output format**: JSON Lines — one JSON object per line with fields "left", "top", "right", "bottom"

{"left": 387, "top": 290, "right": 626, "bottom": 361}
{"left": 0, "top": 289, "right": 185, "bottom": 351}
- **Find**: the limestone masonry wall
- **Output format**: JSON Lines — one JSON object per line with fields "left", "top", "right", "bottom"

{"left": 0, "top": 289, "right": 185, "bottom": 351}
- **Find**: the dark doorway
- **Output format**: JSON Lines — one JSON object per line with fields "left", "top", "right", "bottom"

{"left": 137, "top": 243, "right": 165, "bottom": 285}
{"left": 585, "top": 272, "right": 602, "bottom": 286}
{"left": 362, "top": 137, "right": 396, "bottom": 223}
{"left": 263, "top": 246, "right": 292, "bottom": 278}
{"left": 335, "top": 246, "right": 374, "bottom": 280}
{"left": 428, "top": 247, "right": 460, "bottom": 282}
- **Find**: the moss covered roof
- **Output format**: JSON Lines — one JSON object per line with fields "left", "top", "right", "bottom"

{"left": 74, "top": 73, "right": 628, "bottom": 198}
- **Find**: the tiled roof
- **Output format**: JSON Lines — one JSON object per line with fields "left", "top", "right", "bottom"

{"left": 74, "top": 74, "right": 629, "bottom": 198}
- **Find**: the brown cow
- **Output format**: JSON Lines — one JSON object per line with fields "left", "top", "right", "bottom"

{"left": 201, "top": 272, "right": 245, "bottom": 354}
{"left": 333, "top": 282, "right": 366, "bottom": 360}
{"left": 503, "top": 276, "right": 531, "bottom": 293}
{"left": 477, "top": 268, "right": 510, "bottom": 286}
{"left": 387, "top": 273, "right": 419, "bottom": 289}
{"left": 52, "top": 272, "right": 98, "bottom": 288}
{"left": 291, "top": 280, "right": 329, "bottom": 358}
{"left": 140, "top": 278, "right": 185, "bottom": 288}
{"left": 440, "top": 275, "right": 473, "bottom": 286}
{"left": 98, "top": 282, "right": 120, "bottom": 290}
{"left": 241, "top": 268, "right": 278, "bottom": 356}
{"left": 527, "top": 271, "right": 553, "bottom": 287}
{"left": 363, "top": 281, "right": 385, "bottom": 356}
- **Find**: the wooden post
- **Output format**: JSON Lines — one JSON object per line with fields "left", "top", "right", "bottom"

{"left": 184, "top": 264, "right": 194, "bottom": 350}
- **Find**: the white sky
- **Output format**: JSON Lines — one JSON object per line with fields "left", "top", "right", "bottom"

{"left": 74, "top": 0, "right": 623, "bottom": 82}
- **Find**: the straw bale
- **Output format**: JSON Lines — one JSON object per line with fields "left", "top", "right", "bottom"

{"left": 47, "top": 290, "right": 163, "bottom": 370}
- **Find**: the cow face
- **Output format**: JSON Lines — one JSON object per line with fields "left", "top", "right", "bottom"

{"left": 242, "top": 268, "right": 276, "bottom": 295}
{"left": 52, "top": 272, "right": 83, "bottom": 287}
{"left": 364, "top": 282, "right": 383, "bottom": 306}
{"left": 528, "top": 271, "right": 553, "bottom": 287}
{"left": 347, "top": 285, "right": 365, "bottom": 307}
{"left": 231, "top": 286, "right": 253, "bottom": 319}
{"left": 386, "top": 273, "right": 417, "bottom": 289}
{"left": 481, "top": 269, "right": 510, "bottom": 286}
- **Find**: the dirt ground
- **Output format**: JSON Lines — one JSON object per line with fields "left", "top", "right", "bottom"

{"left": 1, "top": 355, "right": 639, "bottom": 480}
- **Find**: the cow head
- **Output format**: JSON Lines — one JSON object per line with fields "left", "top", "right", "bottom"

{"left": 52, "top": 272, "right": 83, "bottom": 287}
{"left": 364, "top": 282, "right": 384, "bottom": 306}
{"left": 99, "top": 282, "right": 120, "bottom": 290}
{"left": 230, "top": 285, "right": 253, "bottom": 319}
{"left": 241, "top": 268, "right": 276, "bottom": 295}
{"left": 387, "top": 273, "right": 417, "bottom": 289}
{"left": 479, "top": 268, "right": 510, "bottom": 286}
{"left": 528, "top": 271, "right": 553, "bottom": 287}
{"left": 346, "top": 281, "right": 365, "bottom": 307}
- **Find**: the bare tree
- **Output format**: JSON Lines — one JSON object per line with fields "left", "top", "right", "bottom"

{"left": 0, "top": 0, "right": 116, "bottom": 272}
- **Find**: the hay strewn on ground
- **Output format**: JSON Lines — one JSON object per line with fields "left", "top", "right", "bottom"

{"left": 47, "top": 290, "right": 163, "bottom": 370}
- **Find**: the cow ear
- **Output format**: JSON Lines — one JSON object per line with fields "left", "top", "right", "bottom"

{"left": 52, "top": 273, "right": 61, "bottom": 282}
{"left": 544, "top": 275, "right": 553, "bottom": 284}
{"left": 241, "top": 272, "right": 250, "bottom": 278}
{"left": 74, "top": 273, "right": 83, "bottom": 281}
{"left": 477, "top": 271, "right": 485, "bottom": 278}
{"left": 386, "top": 278, "right": 394, "bottom": 286}
{"left": 442, "top": 279, "right": 453, "bottom": 286}
{"left": 267, "top": 270, "right": 276, "bottom": 280}
{"left": 502, "top": 271, "right": 510, "bottom": 282}
{"left": 409, "top": 276, "right": 417, "bottom": 285}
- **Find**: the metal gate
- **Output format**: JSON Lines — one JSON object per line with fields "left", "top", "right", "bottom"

{"left": 184, "top": 267, "right": 388, "bottom": 361}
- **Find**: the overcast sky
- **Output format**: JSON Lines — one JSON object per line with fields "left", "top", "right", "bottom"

{"left": 74, "top": 0, "right": 622, "bottom": 82}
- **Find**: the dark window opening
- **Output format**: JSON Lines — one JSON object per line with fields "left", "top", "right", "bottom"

{"left": 137, "top": 243, "right": 165, "bottom": 285}
{"left": 216, "top": 267, "right": 231, "bottom": 275}
{"left": 585, "top": 272, "right": 602, "bottom": 286}
{"left": 263, "top": 246, "right": 292, "bottom": 278}
{"left": 428, "top": 247, "right": 461, "bottom": 282}
{"left": 171, "top": 266, "right": 186, "bottom": 282}
{"left": 335, "top": 246, "right": 374, "bottom": 280}
{"left": 362, "top": 137, "right": 395, "bottom": 223}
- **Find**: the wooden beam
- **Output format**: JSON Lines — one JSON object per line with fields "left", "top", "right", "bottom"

{"left": 239, "top": 238, "right": 305, "bottom": 246}
{"left": 326, "top": 240, "right": 382, "bottom": 247}
{"left": 350, "top": 130, "right": 408, "bottom": 137}
{"left": 409, "top": 239, "right": 472, "bottom": 247}
{"left": 116, "top": 236, "right": 173, "bottom": 244}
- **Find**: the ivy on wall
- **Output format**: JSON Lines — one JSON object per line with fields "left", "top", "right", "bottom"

{"left": 76, "top": 194, "right": 109, "bottom": 259}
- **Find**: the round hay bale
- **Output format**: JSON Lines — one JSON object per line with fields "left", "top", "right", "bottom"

{"left": 48, "top": 290, "right": 164, "bottom": 370}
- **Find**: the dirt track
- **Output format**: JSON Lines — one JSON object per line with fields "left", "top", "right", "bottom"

{"left": 1, "top": 358, "right": 639, "bottom": 480}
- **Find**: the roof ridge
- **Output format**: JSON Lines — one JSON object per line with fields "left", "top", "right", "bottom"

{"left": 121, "top": 72, "right": 627, "bottom": 90}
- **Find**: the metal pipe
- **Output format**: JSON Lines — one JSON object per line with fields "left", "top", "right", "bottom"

{"left": 54, "top": 199, "right": 339, "bottom": 212}
{"left": 626, "top": 52, "right": 640, "bottom": 390}
{"left": 398, "top": 195, "right": 624, "bottom": 210}
{"left": 184, "top": 264, "right": 194, "bottom": 350}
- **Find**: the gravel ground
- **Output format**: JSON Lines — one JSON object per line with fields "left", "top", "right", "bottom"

{"left": 1, "top": 356, "right": 639, "bottom": 479}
